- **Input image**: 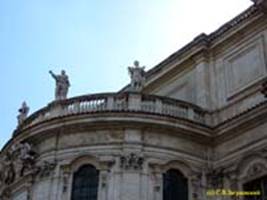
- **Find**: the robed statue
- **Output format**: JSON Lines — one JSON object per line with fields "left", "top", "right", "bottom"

{"left": 17, "top": 102, "right": 29, "bottom": 125}
{"left": 128, "top": 60, "right": 146, "bottom": 91}
{"left": 49, "top": 70, "right": 70, "bottom": 100}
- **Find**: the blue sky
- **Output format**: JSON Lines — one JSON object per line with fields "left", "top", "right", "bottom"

{"left": 0, "top": 0, "right": 252, "bottom": 148}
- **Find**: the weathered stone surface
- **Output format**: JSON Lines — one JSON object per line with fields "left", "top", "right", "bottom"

{"left": 2, "top": 2, "right": 267, "bottom": 200}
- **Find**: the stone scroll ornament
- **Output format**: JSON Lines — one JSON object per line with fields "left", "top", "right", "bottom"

{"left": 120, "top": 153, "right": 144, "bottom": 170}
{"left": 49, "top": 70, "right": 70, "bottom": 101}
{"left": 128, "top": 61, "right": 146, "bottom": 91}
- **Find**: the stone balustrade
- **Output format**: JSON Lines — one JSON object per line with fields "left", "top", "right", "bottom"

{"left": 16, "top": 92, "right": 208, "bottom": 133}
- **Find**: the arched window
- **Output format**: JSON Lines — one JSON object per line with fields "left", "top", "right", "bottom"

{"left": 243, "top": 175, "right": 267, "bottom": 200}
{"left": 71, "top": 164, "right": 99, "bottom": 200}
{"left": 163, "top": 169, "right": 188, "bottom": 200}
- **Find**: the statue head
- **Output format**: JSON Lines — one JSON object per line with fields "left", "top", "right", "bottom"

{"left": 61, "top": 70, "right": 66, "bottom": 75}
{"left": 134, "top": 60, "right": 139, "bottom": 68}
{"left": 22, "top": 101, "right": 27, "bottom": 107}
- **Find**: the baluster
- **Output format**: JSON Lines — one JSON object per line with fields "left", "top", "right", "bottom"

{"left": 73, "top": 101, "right": 80, "bottom": 114}
{"left": 188, "top": 107, "right": 194, "bottom": 120}
{"left": 155, "top": 99, "right": 162, "bottom": 114}
{"left": 128, "top": 93, "right": 141, "bottom": 111}
{"left": 107, "top": 96, "right": 114, "bottom": 110}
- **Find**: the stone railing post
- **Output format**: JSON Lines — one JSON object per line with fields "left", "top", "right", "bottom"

{"left": 128, "top": 93, "right": 141, "bottom": 111}
{"left": 73, "top": 100, "right": 80, "bottom": 113}
{"left": 107, "top": 96, "right": 114, "bottom": 110}
{"left": 188, "top": 107, "right": 195, "bottom": 120}
{"left": 204, "top": 112, "right": 212, "bottom": 126}
{"left": 50, "top": 102, "right": 63, "bottom": 118}
{"left": 155, "top": 99, "right": 162, "bottom": 114}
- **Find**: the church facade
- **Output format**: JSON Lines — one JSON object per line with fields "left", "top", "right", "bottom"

{"left": 1, "top": 0, "right": 267, "bottom": 199}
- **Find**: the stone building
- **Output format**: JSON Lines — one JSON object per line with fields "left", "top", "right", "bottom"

{"left": 1, "top": 0, "right": 267, "bottom": 199}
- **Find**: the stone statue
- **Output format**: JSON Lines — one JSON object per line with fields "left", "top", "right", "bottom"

{"left": 49, "top": 70, "right": 70, "bottom": 100}
{"left": 0, "top": 142, "right": 38, "bottom": 191}
{"left": 128, "top": 61, "right": 146, "bottom": 91}
{"left": 17, "top": 102, "right": 29, "bottom": 125}
{"left": 17, "top": 142, "right": 36, "bottom": 176}
{"left": 17, "top": 143, "right": 34, "bottom": 161}
{"left": 3, "top": 152, "right": 15, "bottom": 185}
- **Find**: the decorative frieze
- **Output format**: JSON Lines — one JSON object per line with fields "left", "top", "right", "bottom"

{"left": 36, "top": 161, "right": 57, "bottom": 178}
{"left": 120, "top": 153, "right": 144, "bottom": 171}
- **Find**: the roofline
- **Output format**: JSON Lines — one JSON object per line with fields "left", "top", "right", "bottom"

{"left": 120, "top": 4, "right": 262, "bottom": 92}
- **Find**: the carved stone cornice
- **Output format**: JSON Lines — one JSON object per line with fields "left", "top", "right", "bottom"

{"left": 252, "top": 0, "right": 267, "bottom": 13}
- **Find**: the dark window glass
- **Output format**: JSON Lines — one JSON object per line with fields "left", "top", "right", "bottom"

{"left": 243, "top": 175, "right": 267, "bottom": 200}
{"left": 71, "top": 164, "right": 99, "bottom": 200}
{"left": 163, "top": 169, "right": 188, "bottom": 200}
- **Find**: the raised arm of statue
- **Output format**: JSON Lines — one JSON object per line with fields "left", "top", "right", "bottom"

{"left": 49, "top": 70, "right": 57, "bottom": 80}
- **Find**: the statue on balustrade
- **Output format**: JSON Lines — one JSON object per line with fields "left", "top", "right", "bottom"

{"left": 49, "top": 70, "right": 70, "bottom": 100}
{"left": 17, "top": 101, "right": 29, "bottom": 126}
{"left": 128, "top": 60, "right": 146, "bottom": 91}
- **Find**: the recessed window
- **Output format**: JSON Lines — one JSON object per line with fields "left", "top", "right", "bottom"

{"left": 243, "top": 175, "right": 267, "bottom": 200}
{"left": 71, "top": 164, "right": 99, "bottom": 200}
{"left": 163, "top": 169, "right": 188, "bottom": 200}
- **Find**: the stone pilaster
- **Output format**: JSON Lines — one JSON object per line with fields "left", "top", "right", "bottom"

{"left": 193, "top": 51, "right": 210, "bottom": 109}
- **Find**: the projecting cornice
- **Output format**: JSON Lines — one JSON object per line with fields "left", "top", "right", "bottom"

{"left": 251, "top": 0, "right": 267, "bottom": 12}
